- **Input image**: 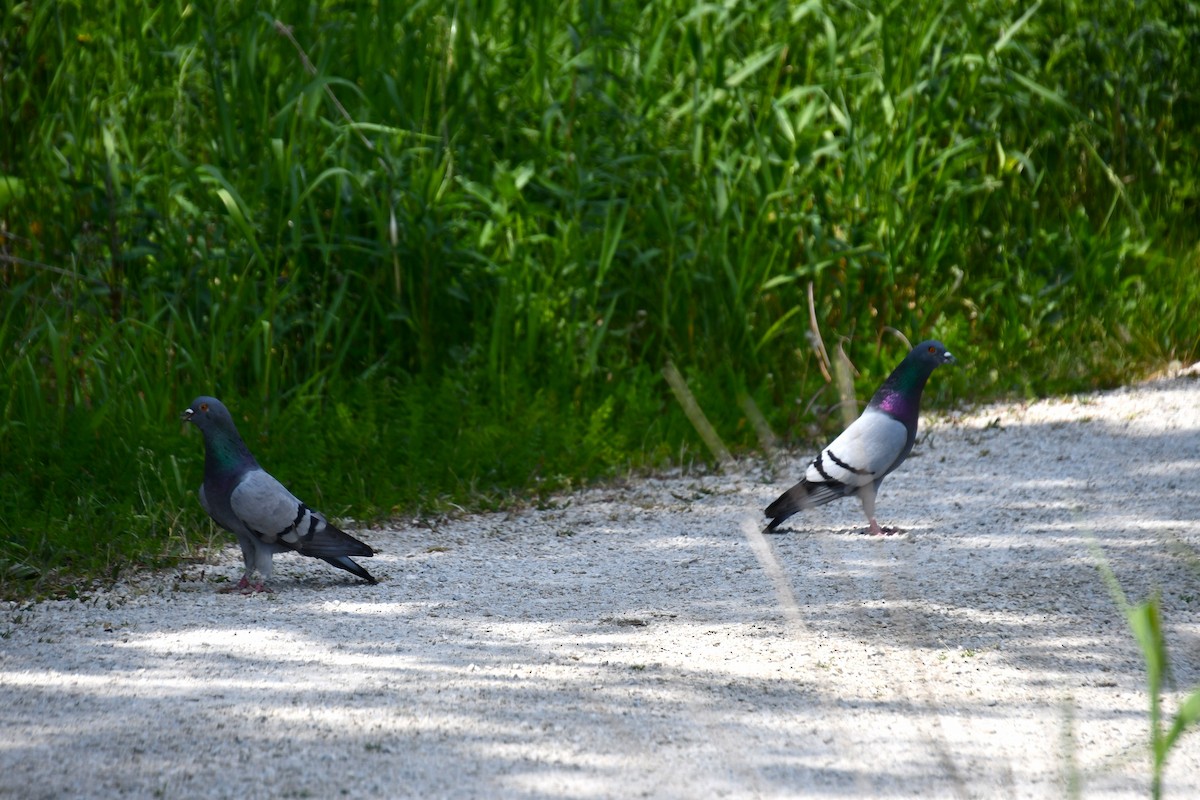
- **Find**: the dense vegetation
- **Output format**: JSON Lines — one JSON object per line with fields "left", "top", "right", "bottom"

{"left": 1, "top": 0, "right": 1198, "bottom": 588}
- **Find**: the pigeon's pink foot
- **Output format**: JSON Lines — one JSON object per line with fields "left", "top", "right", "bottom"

{"left": 248, "top": 583, "right": 273, "bottom": 594}
{"left": 218, "top": 576, "right": 252, "bottom": 594}
{"left": 866, "top": 520, "right": 904, "bottom": 536}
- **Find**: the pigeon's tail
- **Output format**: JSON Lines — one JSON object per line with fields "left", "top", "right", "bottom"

{"left": 764, "top": 479, "right": 845, "bottom": 532}
{"left": 764, "top": 486, "right": 805, "bottom": 531}
{"left": 321, "top": 555, "right": 378, "bottom": 585}
{"left": 300, "top": 521, "right": 375, "bottom": 558}
{"left": 295, "top": 522, "right": 377, "bottom": 583}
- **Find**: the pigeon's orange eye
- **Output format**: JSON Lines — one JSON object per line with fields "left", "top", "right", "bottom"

{"left": 200, "top": 403, "right": 209, "bottom": 411}
{"left": 927, "top": 345, "right": 936, "bottom": 353}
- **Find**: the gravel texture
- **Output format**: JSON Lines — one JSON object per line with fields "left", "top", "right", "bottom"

{"left": 3, "top": 374, "right": 1199, "bottom": 799}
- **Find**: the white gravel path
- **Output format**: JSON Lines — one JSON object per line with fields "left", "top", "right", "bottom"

{"left": 3, "top": 375, "right": 1200, "bottom": 799}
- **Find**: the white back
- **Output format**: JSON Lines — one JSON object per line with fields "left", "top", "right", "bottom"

{"left": 804, "top": 408, "right": 908, "bottom": 488}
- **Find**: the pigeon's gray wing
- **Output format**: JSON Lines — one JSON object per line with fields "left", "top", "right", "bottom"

{"left": 804, "top": 408, "right": 909, "bottom": 491}
{"left": 229, "top": 469, "right": 372, "bottom": 559}
{"left": 765, "top": 407, "right": 911, "bottom": 530}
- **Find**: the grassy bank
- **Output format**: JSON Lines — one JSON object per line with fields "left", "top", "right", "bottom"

{"left": 1, "top": 0, "right": 1198, "bottom": 592}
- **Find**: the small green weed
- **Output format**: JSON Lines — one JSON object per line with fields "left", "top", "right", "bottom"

{"left": 1093, "top": 544, "right": 1200, "bottom": 799}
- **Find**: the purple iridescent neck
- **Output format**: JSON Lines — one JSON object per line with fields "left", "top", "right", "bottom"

{"left": 868, "top": 360, "right": 935, "bottom": 426}
{"left": 871, "top": 387, "right": 921, "bottom": 425}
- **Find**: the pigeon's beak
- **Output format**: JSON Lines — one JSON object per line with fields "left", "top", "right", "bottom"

{"left": 180, "top": 408, "right": 195, "bottom": 423}
{"left": 943, "top": 351, "right": 957, "bottom": 366}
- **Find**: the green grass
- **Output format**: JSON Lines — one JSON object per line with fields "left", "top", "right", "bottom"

{"left": 1093, "top": 543, "right": 1200, "bottom": 799}
{"left": 1, "top": 0, "right": 1198, "bottom": 594}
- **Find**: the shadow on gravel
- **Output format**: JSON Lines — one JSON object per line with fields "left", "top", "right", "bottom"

{"left": 769, "top": 415, "right": 1200, "bottom": 671}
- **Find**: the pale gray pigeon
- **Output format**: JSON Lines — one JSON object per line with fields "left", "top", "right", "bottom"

{"left": 765, "top": 340, "right": 955, "bottom": 535}
{"left": 181, "top": 396, "right": 376, "bottom": 592}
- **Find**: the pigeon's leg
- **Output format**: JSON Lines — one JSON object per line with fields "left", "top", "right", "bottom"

{"left": 858, "top": 486, "right": 884, "bottom": 535}
{"left": 858, "top": 486, "right": 904, "bottom": 535}
{"left": 252, "top": 548, "right": 276, "bottom": 594}
{"left": 215, "top": 538, "right": 260, "bottom": 592}
{"left": 248, "top": 582, "right": 274, "bottom": 594}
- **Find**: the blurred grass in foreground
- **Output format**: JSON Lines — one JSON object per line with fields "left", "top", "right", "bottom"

{"left": 1092, "top": 542, "right": 1200, "bottom": 799}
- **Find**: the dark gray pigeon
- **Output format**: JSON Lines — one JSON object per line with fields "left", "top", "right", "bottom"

{"left": 765, "top": 340, "right": 955, "bottom": 535}
{"left": 181, "top": 396, "right": 376, "bottom": 592}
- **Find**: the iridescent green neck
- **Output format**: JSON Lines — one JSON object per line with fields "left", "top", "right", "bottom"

{"left": 870, "top": 358, "right": 935, "bottom": 424}
{"left": 203, "top": 428, "right": 256, "bottom": 475}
